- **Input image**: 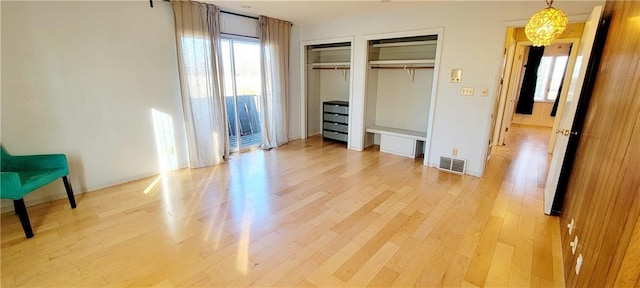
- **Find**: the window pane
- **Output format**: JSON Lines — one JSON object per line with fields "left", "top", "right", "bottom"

{"left": 534, "top": 56, "right": 553, "bottom": 101}
{"left": 547, "top": 56, "right": 569, "bottom": 101}
{"left": 233, "top": 41, "right": 261, "bottom": 96}
{"left": 221, "top": 39, "right": 234, "bottom": 97}
{"left": 220, "top": 39, "right": 239, "bottom": 150}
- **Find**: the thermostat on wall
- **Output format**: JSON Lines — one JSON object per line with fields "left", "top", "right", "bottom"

{"left": 450, "top": 69, "right": 462, "bottom": 83}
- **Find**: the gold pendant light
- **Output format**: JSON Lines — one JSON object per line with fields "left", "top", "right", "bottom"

{"left": 525, "top": 0, "right": 569, "bottom": 47}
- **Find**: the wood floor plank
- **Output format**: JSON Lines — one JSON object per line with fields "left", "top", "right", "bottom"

{"left": 464, "top": 215, "right": 504, "bottom": 287}
{"left": 366, "top": 266, "right": 399, "bottom": 287}
{"left": 484, "top": 242, "right": 515, "bottom": 287}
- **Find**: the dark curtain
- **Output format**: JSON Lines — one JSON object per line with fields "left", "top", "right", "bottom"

{"left": 515, "top": 46, "right": 545, "bottom": 115}
{"left": 550, "top": 82, "right": 562, "bottom": 116}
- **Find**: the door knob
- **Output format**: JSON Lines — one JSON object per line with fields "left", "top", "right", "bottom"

{"left": 555, "top": 129, "right": 574, "bottom": 137}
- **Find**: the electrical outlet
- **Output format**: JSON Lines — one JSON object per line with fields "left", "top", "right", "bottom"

{"left": 452, "top": 148, "right": 458, "bottom": 156}
{"left": 481, "top": 88, "right": 489, "bottom": 96}
{"left": 461, "top": 87, "right": 474, "bottom": 96}
{"left": 575, "top": 254, "right": 583, "bottom": 275}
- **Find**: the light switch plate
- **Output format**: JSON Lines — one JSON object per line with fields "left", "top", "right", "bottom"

{"left": 450, "top": 69, "right": 462, "bottom": 83}
{"left": 571, "top": 235, "right": 579, "bottom": 255}
{"left": 461, "top": 87, "right": 474, "bottom": 96}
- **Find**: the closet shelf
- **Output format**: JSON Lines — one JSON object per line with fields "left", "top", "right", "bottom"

{"left": 371, "top": 40, "right": 437, "bottom": 48}
{"left": 311, "top": 62, "right": 350, "bottom": 69}
{"left": 369, "top": 59, "right": 435, "bottom": 66}
{"left": 310, "top": 46, "right": 351, "bottom": 52}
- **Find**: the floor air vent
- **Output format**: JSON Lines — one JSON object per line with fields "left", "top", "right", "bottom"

{"left": 438, "top": 156, "right": 466, "bottom": 174}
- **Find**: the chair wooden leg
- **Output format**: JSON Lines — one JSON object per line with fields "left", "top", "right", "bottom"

{"left": 62, "top": 176, "right": 77, "bottom": 209}
{"left": 14, "top": 199, "right": 34, "bottom": 238}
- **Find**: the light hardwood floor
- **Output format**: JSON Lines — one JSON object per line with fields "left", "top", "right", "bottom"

{"left": 1, "top": 124, "right": 564, "bottom": 287}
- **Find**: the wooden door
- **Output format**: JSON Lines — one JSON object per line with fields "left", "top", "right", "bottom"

{"left": 543, "top": 6, "right": 603, "bottom": 215}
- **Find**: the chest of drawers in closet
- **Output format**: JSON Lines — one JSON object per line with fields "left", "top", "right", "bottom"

{"left": 322, "top": 100, "right": 349, "bottom": 143}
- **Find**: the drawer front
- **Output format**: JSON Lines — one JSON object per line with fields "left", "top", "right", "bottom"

{"left": 323, "top": 104, "right": 349, "bottom": 115}
{"left": 323, "top": 131, "right": 348, "bottom": 142}
{"left": 323, "top": 122, "right": 349, "bottom": 133}
{"left": 323, "top": 113, "right": 348, "bottom": 124}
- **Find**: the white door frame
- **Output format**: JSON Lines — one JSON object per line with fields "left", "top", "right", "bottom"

{"left": 497, "top": 42, "right": 526, "bottom": 146}
{"left": 494, "top": 37, "right": 581, "bottom": 147}
{"left": 360, "top": 28, "right": 444, "bottom": 167}
{"left": 492, "top": 36, "right": 517, "bottom": 147}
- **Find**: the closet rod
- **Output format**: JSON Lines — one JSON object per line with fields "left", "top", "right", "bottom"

{"left": 370, "top": 66, "right": 434, "bottom": 69}
{"left": 312, "top": 67, "right": 350, "bottom": 70}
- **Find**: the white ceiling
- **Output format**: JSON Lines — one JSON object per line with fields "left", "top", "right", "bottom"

{"left": 208, "top": 1, "right": 436, "bottom": 25}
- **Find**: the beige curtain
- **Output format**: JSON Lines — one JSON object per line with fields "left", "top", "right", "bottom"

{"left": 259, "top": 16, "right": 291, "bottom": 149}
{"left": 172, "top": 1, "right": 229, "bottom": 167}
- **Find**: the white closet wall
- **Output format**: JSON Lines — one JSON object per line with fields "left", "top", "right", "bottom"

{"left": 374, "top": 69, "right": 432, "bottom": 132}
{"left": 307, "top": 70, "right": 322, "bottom": 136}
{"left": 320, "top": 71, "right": 350, "bottom": 103}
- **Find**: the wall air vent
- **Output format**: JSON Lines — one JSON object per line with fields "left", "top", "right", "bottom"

{"left": 438, "top": 156, "right": 466, "bottom": 174}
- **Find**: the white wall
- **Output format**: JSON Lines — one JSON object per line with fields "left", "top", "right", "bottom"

{"left": 220, "top": 12, "right": 259, "bottom": 38}
{"left": 1, "top": 1, "right": 187, "bottom": 208}
{"left": 295, "top": 1, "right": 601, "bottom": 176}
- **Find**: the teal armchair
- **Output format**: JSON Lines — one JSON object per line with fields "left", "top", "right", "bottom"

{"left": 1, "top": 145, "right": 76, "bottom": 238}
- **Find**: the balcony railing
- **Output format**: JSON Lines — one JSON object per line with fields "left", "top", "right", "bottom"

{"left": 226, "top": 95, "right": 262, "bottom": 148}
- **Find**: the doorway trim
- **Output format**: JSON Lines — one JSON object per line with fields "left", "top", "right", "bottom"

{"left": 299, "top": 36, "right": 355, "bottom": 147}
{"left": 493, "top": 36, "right": 581, "bottom": 151}
{"left": 360, "top": 28, "right": 444, "bottom": 167}
{"left": 491, "top": 15, "right": 591, "bottom": 151}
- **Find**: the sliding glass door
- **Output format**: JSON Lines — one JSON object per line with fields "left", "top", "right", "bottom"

{"left": 221, "top": 37, "right": 263, "bottom": 151}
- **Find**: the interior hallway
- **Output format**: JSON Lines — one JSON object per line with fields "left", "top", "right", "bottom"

{"left": 0, "top": 124, "right": 564, "bottom": 287}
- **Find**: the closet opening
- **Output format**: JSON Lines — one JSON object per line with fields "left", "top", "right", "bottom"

{"left": 302, "top": 40, "right": 353, "bottom": 145}
{"left": 363, "top": 33, "right": 441, "bottom": 164}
